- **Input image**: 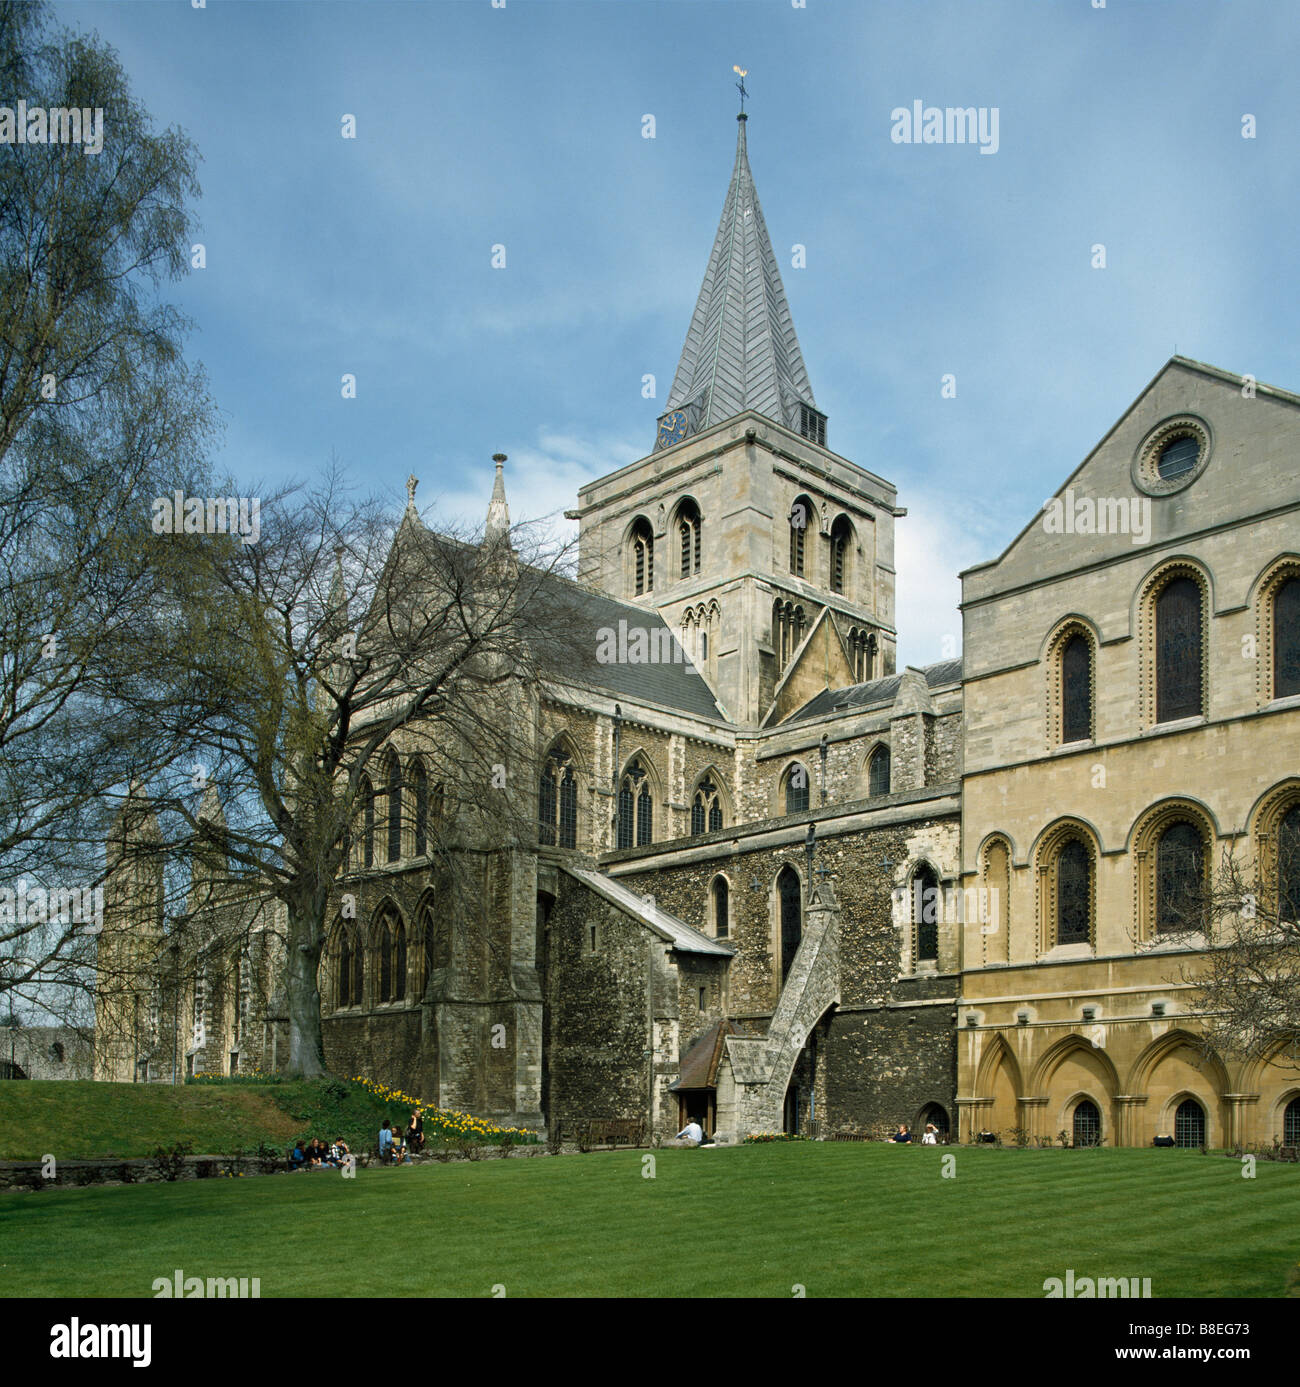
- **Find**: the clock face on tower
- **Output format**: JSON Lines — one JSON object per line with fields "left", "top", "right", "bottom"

{"left": 657, "top": 410, "right": 688, "bottom": 449}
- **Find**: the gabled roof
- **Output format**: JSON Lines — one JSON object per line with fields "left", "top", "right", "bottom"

{"left": 787, "top": 658, "right": 963, "bottom": 723}
{"left": 561, "top": 866, "right": 735, "bottom": 956}
{"left": 663, "top": 114, "right": 817, "bottom": 440}
{"left": 670, "top": 1018, "right": 737, "bottom": 1091}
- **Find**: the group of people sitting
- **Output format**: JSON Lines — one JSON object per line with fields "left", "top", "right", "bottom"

{"left": 378, "top": 1113, "right": 424, "bottom": 1165}
{"left": 889, "top": 1122, "right": 942, "bottom": 1144}
{"left": 289, "top": 1136, "right": 350, "bottom": 1169}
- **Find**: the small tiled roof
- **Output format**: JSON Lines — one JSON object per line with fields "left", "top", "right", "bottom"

{"left": 787, "top": 657, "right": 963, "bottom": 723}
{"left": 670, "top": 1018, "right": 736, "bottom": 1091}
{"left": 561, "top": 866, "right": 735, "bottom": 956}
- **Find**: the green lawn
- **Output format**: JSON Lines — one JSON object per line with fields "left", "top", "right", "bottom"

{"left": 2, "top": 1144, "right": 1297, "bottom": 1298}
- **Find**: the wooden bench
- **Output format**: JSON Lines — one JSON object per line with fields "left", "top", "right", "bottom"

{"left": 562, "top": 1118, "right": 647, "bottom": 1149}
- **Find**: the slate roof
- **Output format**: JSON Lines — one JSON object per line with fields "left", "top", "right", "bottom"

{"left": 786, "top": 658, "right": 964, "bottom": 723}
{"left": 562, "top": 867, "right": 735, "bottom": 957}
{"left": 664, "top": 114, "right": 817, "bottom": 438}
{"left": 670, "top": 1018, "right": 737, "bottom": 1091}
{"left": 529, "top": 569, "right": 724, "bottom": 721}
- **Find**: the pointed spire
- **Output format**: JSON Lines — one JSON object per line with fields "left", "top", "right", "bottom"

{"left": 658, "top": 109, "right": 823, "bottom": 449}
{"left": 485, "top": 453, "right": 511, "bottom": 545}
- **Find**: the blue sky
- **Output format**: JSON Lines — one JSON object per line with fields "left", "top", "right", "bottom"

{"left": 57, "top": 0, "right": 1300, "bottom": 667}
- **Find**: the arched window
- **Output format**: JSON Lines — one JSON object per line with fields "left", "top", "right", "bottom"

{"left": 337, "top": 929, "right": 352, "bottom": 1006}
{"left": 1279, "top": 803, "right": 1300, "bottom": 923}
{"left": 830, "top": 515, "right": 852, "bottom": 595}
{"left": 538, "top": 748, "right": 578, "bottom": 850}
{"left": 1275, "top": 577, "right": 1300, "bottom": 699}
{"left": 1060, "top": 633, "right": 1092, "bottom": 743}
{"left": 419, "top": 904, "right": 449, "bottom": 991}
{"left": 1284, "top": 1096, "right": 1300, "bottom": 1146}
{"left": 630, "top": 518, "right": 654, "bottom": 596}
{"left": 617, "top": 759, "right": 653, "bottom": 849}
{"left": 393, "top": 921, "right": 406, "bottom": 1002}
{"left": 386, "top": 755, "right": 402, "bottom": 863}
{"left": 847, "top": 627, "right": 875, "bottom": 683}
{"left": 361, "top": 777, "right": 375, "bottom": 869}
{"left": 711, "top": 875, "right": 729, "bottom": 939}
{"left": 1072, "top": 1099, "right": 1101, "bottom": 1147}
{"left": 1156, "top": 576, "right": 1203, "bottom": 722}
{"left": 692, "top": 779, "right": 723, "bottom": 835}
{"left": 785, "top": 763, "right": 810, "bottom": 814}
{"left": 912, "top": 865, "right": 939, "bottom": 964}
{"left": 777, "top": 867, "right": 802, "bottom": 982}
{"left": 1056, "top": 838, "right": 1092, "bottom": 946}
{"left": 677, "top": 499, "right": 701, "bottom": 578}
{"left": 1174, "top": 1098, "right": 1205, "bottom": 1148}
{"left": 789, "top": 495, "right": 813, "bottom": 577}
{"left": 868, "top": 745, "right": 891, "bottom": 797}
{"left": 379, "top": 916, "right": 394, "bottom": 1003}
{"left": 410, "top": 760, "right": 428, "bottom": 857}
{"left": 1156, "top": 821, "right": 1205, "bottom": 933}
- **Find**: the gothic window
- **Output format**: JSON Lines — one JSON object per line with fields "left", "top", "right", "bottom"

{"left": 1156, "top": 820, "right": 1205, "bottom": 933}
{"left": 630, "top": 518, "right": 654, "bottom": 596}
{"left": 1061, "top": 632, "right": 1092, "bottom": 743}
{"left": 376, "top": 906, "right": 404, "bottom": 1004}
{"left": 830, "top": 516, "right": 852, "bottom": 595}
{"left": 361, "top": 776, "right": 375, "bottom": 868}
{"left": 789, "top": 495, "right": 813, "bottom": 577}
{"left": 1174, "top": 1098, "right": 1206, "bottom": 1148}
{"left": 1275, "top": 577, "right": 1300, "bottom": 699}
{"left": 868, "top": 745, "right": 891, "bottom": 797}
{"left": 1156, "top": 576, "right": 1203, "bottom": 722}
{"left": 1279, "top": 804, "right": 1300, "bottom": 923}
{"left": 777, "top": 866, "right": 802, "bottom": 982}
{"left": 386, "top": 755, "right": 402, "bottom": 863}
{"left": 678, "top": 499, "right": 701, "bottom": 578}
{"left": 1055, "top": 837, "right": 1092, "bottom": 946}
{"left": 692, "top": 779, "right": 723, "bottom": 835}
{"left": 537, "top": 749, "right": 577, "bottom": 850}
{"left": 1072, "top": 1099, "right": 1101, "bottom": 1147}
{"left": 785, "top": 762, "right": 810, "bottom": 814}
{"left": 411, "top": 760, "right": 428, "bottom": 857}
{"left": 393, "top": 922, "right": 406, "bottom": 1002}
{"left": 379, "top": 919, "right": 393, "bottom": 1003}
{"left": 351, "top": 930, "right": 363, "bottom": 1005}
{"left": 618, "top": 759, "right": 653, "bottom": 849}
{"left": 712, "top": 875, "right": 729, "bottom": 939}
{"left": 337, "top": 929, "right": 353, "bottom": 1007}
{"left": 912, "top": 865, "right": 939, "bottom": 964}
{"left": 538, "top": 759, "right": 556, "bottom": 846}
{"left": 559, "top": 769, "right": 578, "bottom": 849}
{"left": 1284, "top": 1096, "right": 1300, "bottom": 1146}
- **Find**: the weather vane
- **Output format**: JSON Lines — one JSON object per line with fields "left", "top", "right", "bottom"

{"left": 733, "top": 65, "right": 749, "bottom": 114}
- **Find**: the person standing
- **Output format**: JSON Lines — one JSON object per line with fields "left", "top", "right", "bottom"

{"left": 379, "top": 1120, "right": 393, "bottom": 1164}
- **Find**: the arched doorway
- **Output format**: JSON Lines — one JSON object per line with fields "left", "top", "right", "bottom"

{"left": 1072, "top": 1098, "right": 1102, "bottom": 1147}
{"left": 1174, "top": 1098, "right": 1206, "bottom": 1148}
{"left": 917, "top": 1102, "right": 950, "bottom": 1140}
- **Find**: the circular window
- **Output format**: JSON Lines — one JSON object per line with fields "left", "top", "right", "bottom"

{"left": 1132, "top": 416, "right": 1212, "bottom": 496}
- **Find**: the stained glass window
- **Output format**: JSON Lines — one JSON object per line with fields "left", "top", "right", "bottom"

{"left": 709, "top": 800, "right": 722, "bottom": 832}
{"left": 1156, "top": 821, "right": 1204, "bottom": 933}
{"left": 1174, "top": 1098, "right": 1205, "bottom": 1148}
{"left": 1156, "top": 576, "right": 1202, "bottom": 722}
{"left": 712, "top": 876, "right": 729, "bottom": 939}
{"left": 1061, "top": 633, "right": 1092, "bottom": 743}
{"left": 913, "top": 865, "right": 939, "bottom": 963}
{"left": 1280, "top": 804, "right": 1300, "bottom": 923}
{"left": 778, "top": 867, "right": 801, "bottom": 981}
{"left": 1057, "top": 838, "right": 1091, "bottom": 945}
{"left": 1072, "top": 1099, "right": 1101, "bottom": 1147}
{"left": 636, "top": 783, "right": 652, "bottom": 846}
{"left": 618, "top": 760, "right": 652, "bottom": 848}
{"left": 1275, "top": 577, "right": 1300, "bottom": 699}
{"left": 868, "top": 745, "right": 891, "bottom": 797}
{"left": 786, "top": 763, "right": 810, "bottom": 814}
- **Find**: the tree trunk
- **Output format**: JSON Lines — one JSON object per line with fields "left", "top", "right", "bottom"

{"left": 285, "top": 908, "right": 328, "bottom": 1078}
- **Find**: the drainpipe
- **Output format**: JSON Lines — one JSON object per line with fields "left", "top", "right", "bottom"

{"left": 818, "top": 733, "right": 828, "bottom": 806}
{"left": 612, "top": 703, "right": 622, "bottom": 849}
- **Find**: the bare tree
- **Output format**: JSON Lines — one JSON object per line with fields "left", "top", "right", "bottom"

{"left": 123, "top": 466, "right": 589, "bottom": 1077}
{"left": 1182, "top": 837, "right": 1300, "bottom": 1076}
{"left": 0, "top": 0, "right": 215, "bottom": 1017}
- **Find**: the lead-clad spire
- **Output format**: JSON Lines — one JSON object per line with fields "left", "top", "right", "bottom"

{"left": 656, "top": 111, "right": 824, "bottom": 451}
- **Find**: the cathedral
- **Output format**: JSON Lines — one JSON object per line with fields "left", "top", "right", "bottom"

{"left": 95, "top": 109, "right": 1300, "bottom": 1151}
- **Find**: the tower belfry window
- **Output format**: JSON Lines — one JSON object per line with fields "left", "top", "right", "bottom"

{"left": 630, "top": 518, "right": 654, "bottom": 596}
{"left": 678, "top": 500, "right": 702, "bottom": 579}
{"left": 799, "top": 405, "right": 826, "bottom": 447}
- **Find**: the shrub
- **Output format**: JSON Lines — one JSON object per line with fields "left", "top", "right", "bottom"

{"left": 151, "top": 1142, "right": 193, "bottom": 1182}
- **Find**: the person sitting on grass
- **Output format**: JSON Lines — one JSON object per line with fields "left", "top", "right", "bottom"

{"left": 921, "top": 1122, "right": 939, "bottom": 1146}
{"left": 888, "top": 1123, "right": 912, "bottom": 1144}
{"left": 330, "top": 1138, "right": 350, "bottom": 1165}
{"left": 289, "top": 1141, "right": 306, "bottom": 1170}
{"left": 676, "top": 1119, "right": 703, "bottom": 1146}
{"left": 391, "top": 1126, "right": 409, "bottom": 1166}
{"left": 378, "top": 1120, "right": 393, "bottom": 1165}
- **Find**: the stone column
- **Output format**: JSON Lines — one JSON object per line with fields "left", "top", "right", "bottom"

{"left": 1224, "top": 1093, "right": 1260, "bottom": 1149}
{"left": 1018, "top": 1094, "right": 1049, "bottom": 1144}
{"left": 1115, "top": 1094, "right": 1148, "bottom": 1148}
{"left": 956, "top": 1096, "right": 991, "bottom": 1144}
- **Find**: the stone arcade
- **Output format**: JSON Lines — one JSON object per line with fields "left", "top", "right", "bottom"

{"left": 95, "top": 109, "right": 1300, "bottom": 1150}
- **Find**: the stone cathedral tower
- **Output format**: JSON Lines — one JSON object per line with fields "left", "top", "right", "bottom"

{"left": 574, "top": 112, "right": 900, "bottom": 727}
